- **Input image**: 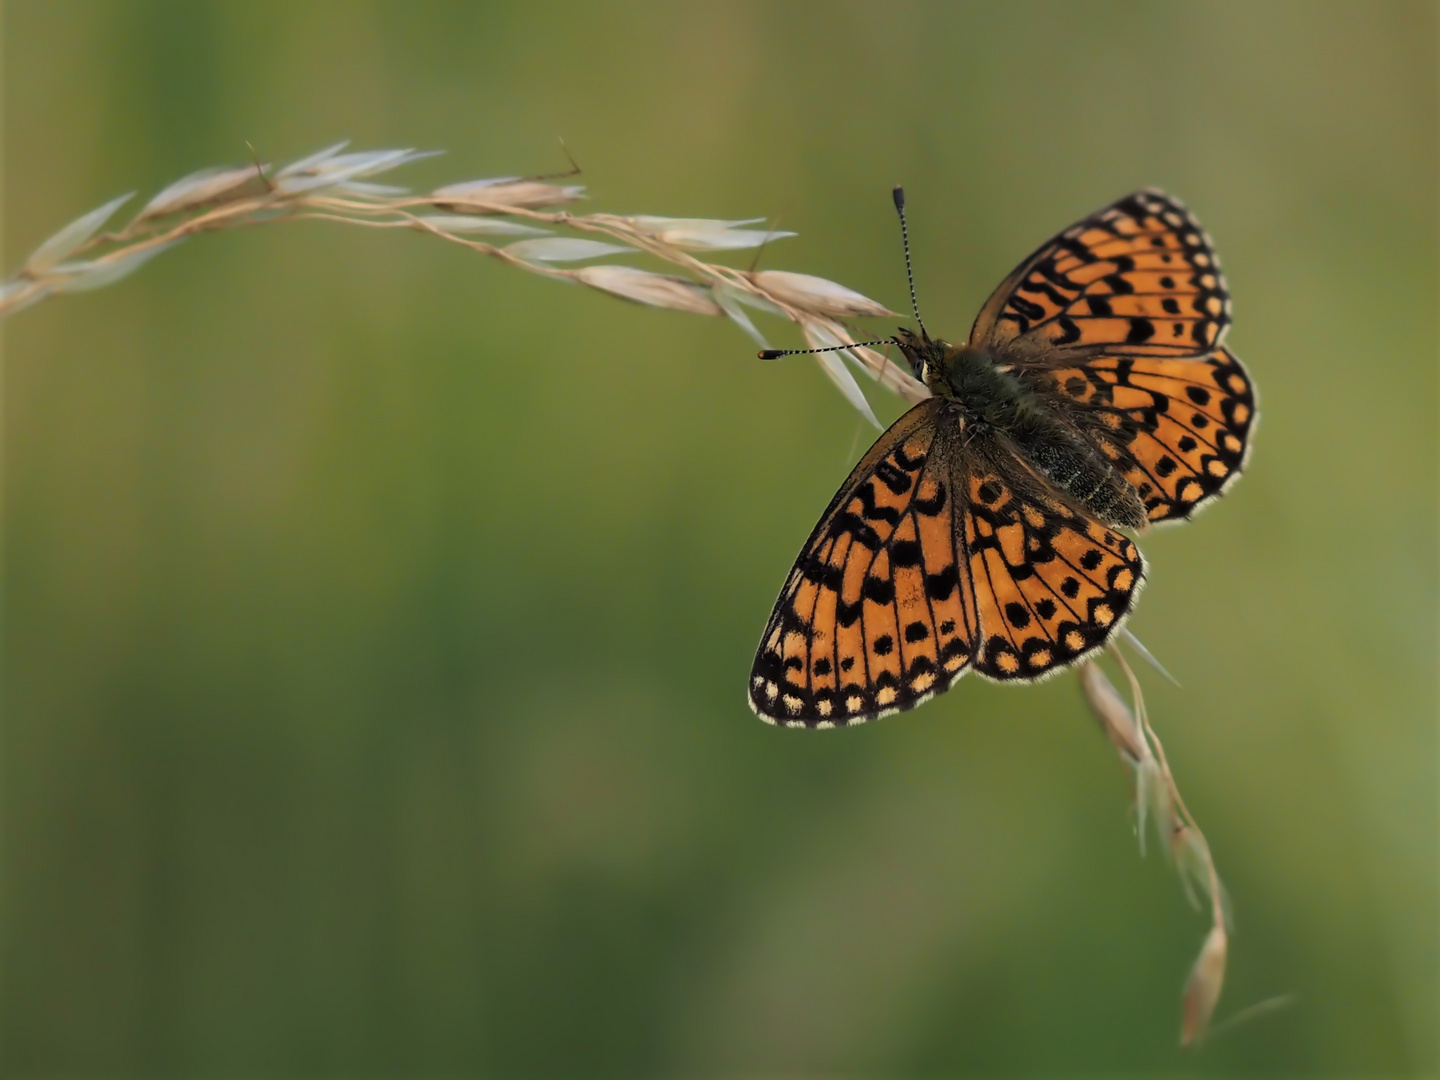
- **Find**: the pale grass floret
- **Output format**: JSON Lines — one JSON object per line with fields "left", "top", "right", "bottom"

{"left": 138, "top": 164, "right": 269, "bottom": 221}
{"left": 629, "top": 216, "right": 796, "bottom": 251}
{"left": 274, "top": 145, "right": 442, "bottom": 195}
{"left": 415, "top": 215, "right": 551, "bottom": 237}
{"left": 0, "top": 279, "right": 50, "bottom": 316}
{"left": 274, "top": 139, "right": 350, "bottom": 177}
{"left": 24, "top": 191, "right": 135, "bottom": 275}
{"left": 503, "top": 237, "right": 635, "bottom": 263}
{"left": 2, "top": 141, "right": 922, "bottom": 419}
{"left": 432, "top": 178, "right": 587, "bottom": 213}
{"left": 712, "top": 286, "right": 773, "bottom": 348}
{"left": 1182, "top": 926, "right": 1229, "bottom": 1047}
{"left": 799, "top": 317, "right": 883, "bottom": 427}
{"left": 51, "top": 242, "right": 185, "bottom": 293}
{"left": 750, "top": 269, "right": 895, "bottom": 318}
{"left": 575, "top": 266, "right": 724, "bottom": 316}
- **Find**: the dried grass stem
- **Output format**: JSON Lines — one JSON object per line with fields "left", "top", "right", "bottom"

{"left": 4, "top": 144, "right": 923, "bottom": 417}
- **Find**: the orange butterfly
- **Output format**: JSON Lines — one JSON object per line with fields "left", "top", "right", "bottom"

{"left": 750, "top": 189, "right": 1256, "bottom": 727}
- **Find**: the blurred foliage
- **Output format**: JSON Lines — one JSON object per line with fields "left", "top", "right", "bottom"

{"left": 2, "top": 0, "right": 1435, "bottom": 1073}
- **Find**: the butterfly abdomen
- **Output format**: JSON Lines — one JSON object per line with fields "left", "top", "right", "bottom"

{"left": 1019, "top": 432, "right": 1147, "bottom": 529}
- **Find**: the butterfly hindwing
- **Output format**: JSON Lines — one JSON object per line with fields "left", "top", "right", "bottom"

{"left": 750, "top": 398, "right": 977, "bottom": 727}
{"left": 970, "top": 189, "right": 1230, "bottom": 359}
{"left": 1023, "top": 347, "right": 1257, "bottom": 524}
{"left": 962, "top": 438, "right": 1146, "bottom": 680}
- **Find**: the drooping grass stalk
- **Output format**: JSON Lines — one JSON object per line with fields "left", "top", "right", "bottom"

{"left": 1, "top": 142, "right": 925, "bottom": 426}
{"left": 1080, "top": 651, "right": 1235, "bottom": 1046}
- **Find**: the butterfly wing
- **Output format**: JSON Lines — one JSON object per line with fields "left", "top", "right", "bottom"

{"left": 969, "top": 189, "right": 1230, "bottom": 359}
{"left": 750, "top": 398, "right": 979, "bottom": 727}
{"left": 962, "top": 432, "right": 1147, "bottom": 680}
{"left": 1026, "top": 347, "right": 1257, "bottom": 524}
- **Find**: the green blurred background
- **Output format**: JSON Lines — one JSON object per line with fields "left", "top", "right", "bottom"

{"left": 3, "top": 1, "right": 1435, "bottom": 1074}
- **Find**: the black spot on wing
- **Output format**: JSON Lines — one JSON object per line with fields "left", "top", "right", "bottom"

{"left": 913, "top": 483, "right": 947, "bottom": 516}
{"left": 874, "top": 460, "right": 912, "bottom": 495}
{"left": 855, "top": 483, "right": 901, "bottom": 526}
{"left": 926, "top": 565, "right": 959, "bottom": 600}
{"left": 1126, "top": 318, "right": 1155, "bottom": 344}
{"left": 891, "top": 539, "right": 922, "bottom": 568}
{"left": 863, "top": 575, "right": 895, "bottom": 605}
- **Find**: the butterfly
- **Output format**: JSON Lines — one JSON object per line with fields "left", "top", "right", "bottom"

{"left": 750, "top": 189, "right": 1256, "bottom": 727}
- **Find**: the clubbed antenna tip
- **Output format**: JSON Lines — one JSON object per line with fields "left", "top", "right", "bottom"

{"left": 892, "top": 185, "right": 906, "bottom": 211}
{"left": 758, "top": 349, "right": 784, "bottom": 359}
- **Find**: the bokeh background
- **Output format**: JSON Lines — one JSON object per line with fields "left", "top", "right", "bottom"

{"left": 3, "top": 1, "right": 1435, "bottom": 1074}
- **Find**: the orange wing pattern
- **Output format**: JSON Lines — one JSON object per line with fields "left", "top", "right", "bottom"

{"left": 961, "top": 450, "right": 1146, "bottom": 680}
{"left": 750, "top": 399, "right": 977, "bottom": 727}
{"left": 970, "top": 189, "right": 1230, "bottom": 358}
{"left": 1028, "top": 347, "right": 1257, "bottom": 523}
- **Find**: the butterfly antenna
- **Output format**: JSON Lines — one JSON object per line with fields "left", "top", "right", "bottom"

{"left": 758, "top": 340, "right": 892, "bottom": 360}
{"left": 892, "top": 186, "right": 929, "bottom": 340}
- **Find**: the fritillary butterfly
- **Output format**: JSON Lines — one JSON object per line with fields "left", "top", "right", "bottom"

{"left": 750, "top": 189, "right": 1256, "bottom": 726}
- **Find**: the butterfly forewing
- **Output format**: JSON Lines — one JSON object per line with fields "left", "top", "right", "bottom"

{"left": 750, "top": 399, "right": 977, "bottom": 727}
{"left": 970, "top": 190, "right": 1230, "bottom": 358}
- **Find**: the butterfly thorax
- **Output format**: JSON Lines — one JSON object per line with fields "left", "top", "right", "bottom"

{"left": 895, "top": 330, "right": 1147, "bottom": 529}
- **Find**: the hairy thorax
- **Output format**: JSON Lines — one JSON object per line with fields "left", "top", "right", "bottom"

{"left": 895, "top": 330, "right": 1146, "bottom": 529}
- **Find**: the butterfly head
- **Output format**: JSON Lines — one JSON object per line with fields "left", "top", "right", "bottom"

{"left": 894, "top": 326, "right": 958, "bottom": 393}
